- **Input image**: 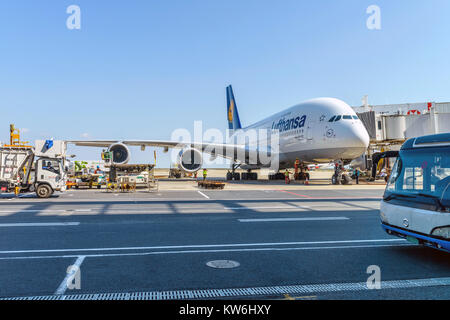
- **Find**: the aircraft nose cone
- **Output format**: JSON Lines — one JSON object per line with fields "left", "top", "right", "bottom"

{"left": 354, "top": 125, "right": 370, "bottom": 149}
{"left": 339, "top": 122, "right": 370, "bottom": 159}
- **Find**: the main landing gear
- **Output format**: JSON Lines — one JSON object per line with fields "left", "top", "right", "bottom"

{"left": 226, "top": 164, "right": 258, "bottom": 181}
{"left": 226, "top": 163, "right": 240, "bottom": 180}
{"left": 268, "top": 172, "right": 285, "bottom": 180}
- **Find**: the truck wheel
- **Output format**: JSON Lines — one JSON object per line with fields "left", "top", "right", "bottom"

{"left": 36, "top": 184, "right": 53, "bottom": 198}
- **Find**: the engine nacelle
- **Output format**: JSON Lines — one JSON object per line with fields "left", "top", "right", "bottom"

{"left": 178, "top": 148, "right": 202, "bottom": 173}
{"left": 108, "top": 143, "right": 130, "bottom": 164}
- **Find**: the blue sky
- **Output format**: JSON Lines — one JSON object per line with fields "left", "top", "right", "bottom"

{"left": 1, "top": 1, "right": 449, "bottom": 166}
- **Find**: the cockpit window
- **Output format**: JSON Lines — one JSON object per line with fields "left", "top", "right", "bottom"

{"left": 352, "top": 115, "right": 358, "bottom": 120}
{"left": 334, "top": 115, "right": 342, "bottom": 121}
{"left": 328, "top": 116, "right": 336, "bottom": 122}
{"left": 343, "top": 115, "right": 352, "bottom": 120}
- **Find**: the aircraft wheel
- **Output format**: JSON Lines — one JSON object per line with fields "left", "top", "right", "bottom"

{"left": 332, "top": 174, "right": 340, "bottom": 185}
{"left": 341, "top": 174, "right": 351, "bottom": 185}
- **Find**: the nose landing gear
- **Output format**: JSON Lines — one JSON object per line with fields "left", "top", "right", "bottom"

{"left": 332, "top": 160, "right": 352, "bottom": 185}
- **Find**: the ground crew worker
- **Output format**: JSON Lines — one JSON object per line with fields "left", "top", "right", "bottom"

{"left": 354, "top": 168, "right": 360, "bottom": 184}
{"left": 202, "top": 168, "right": 208, "bottom": 181}
{"left": 284, "top": 169, "right": 291, "bottom": 184}
{"left": 294, "top": 158, "right": 300, "bottom": 180}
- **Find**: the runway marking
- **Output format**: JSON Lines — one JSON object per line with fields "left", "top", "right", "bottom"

{"left": 278, "top": 190, "right": 381, "bottom": 200}
{"left": 0, "top": 209, "right": 91, "bottom": 213}
{"left": 238, "top": 217, "right": 349, "bottom": 222}
{"left": 0, "top": 206, "right": 373, "bottom": 216}
{"left": 0, "top": 210, "right": 66, "bottom": 213}
{"left": 0, "top": 239, "right": 405, "bottom": 255}
{"left": 279, "top": 190, "right": 313, "bottom": 198}
{"left": 223, "top": 205, "right": 310, "bottom": 210}
{"left": 3, "top": 276, "right": 449, "bottom": 300}
{"left": 197, "top": 191, "right": 210, "bottom": 199}
{"left": 0, "top": 195, "right": 383, "bottom": 203}
{"left": 0, "top": 243, "right": 413, "bottom": 260}
{"left": 55, "top": 256, "right": 85, "bottom": 295}
{"left": 0, "top": 222, "right": 80, "bottom": 227}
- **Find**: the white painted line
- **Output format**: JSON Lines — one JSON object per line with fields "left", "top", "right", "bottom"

{"left": 0, "top": 243, "right": 413, "bottom": 261}
{"left": 197, "top": 191, "right": 210, "bottom": 199}
{"left": 0, "top": 210, "right": 66, "bottom": 213}
{"left": 0, "top": 239, "right": 405, "bottom": 255}
{"left": 0, "top": 222, "right": 80, "bottom": 227}
{"left": 224, "top": 206, "right": 310, "bottom": 210}
{"left": 0, "top": 209, "right": 92, "bottom": 213}
{"left": 55, "top": 256, "right": 85, "bottom": 295}
{"left": 238, "top": 217, "right": 349, "bottom": 222}
{"left": 9, "top": 276, "right": 446, "bottom": 300}
{"left": 0, "top": 196, "right": 383, "bottom": 203}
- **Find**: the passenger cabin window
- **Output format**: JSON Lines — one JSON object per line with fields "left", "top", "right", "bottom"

{"left": 329, "top": 116, "right": 336, "bottom": 122}
{"left": 334, "top": 115, "right": 342, "bottom": 121}
{"left": 343, "top": 115, "right": 352, "bottom": 120}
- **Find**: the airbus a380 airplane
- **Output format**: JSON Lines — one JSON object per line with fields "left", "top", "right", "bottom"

{"left": 69, "top": 85, "right": 369, "bottom": 179}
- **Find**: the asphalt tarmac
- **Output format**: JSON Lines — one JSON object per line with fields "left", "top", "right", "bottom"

{"left": 0, "top": 187, "right": 448, "bottom": 300}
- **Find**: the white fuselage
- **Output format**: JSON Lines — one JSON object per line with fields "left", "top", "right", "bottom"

{"left": 230, "top": 98, "right": 370, "bottom": 168}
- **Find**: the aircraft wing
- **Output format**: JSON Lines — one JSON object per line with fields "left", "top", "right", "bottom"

{"left": 68, "top": 140, "right": 270, "bottom": 162}
{"left": 67, "top": 140, "right": 120, "bottom": 148}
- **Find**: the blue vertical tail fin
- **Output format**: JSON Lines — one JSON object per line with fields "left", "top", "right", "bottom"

{"left": 226, "top": 85, "right": 242, "bottom": 131}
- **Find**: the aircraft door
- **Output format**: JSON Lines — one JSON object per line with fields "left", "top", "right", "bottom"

{"left": 307, "top": 121, "right": 315, "bottom": 141}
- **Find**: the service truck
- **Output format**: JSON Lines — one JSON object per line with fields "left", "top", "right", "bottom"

{"left": 0, "top": 140, "right": 68, "bottom": 198}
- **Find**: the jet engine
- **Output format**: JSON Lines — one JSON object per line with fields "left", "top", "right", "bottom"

{"left": 178, "top": 148, "right": 202, "bottom": 173}
{"left": 108, "top": 143, "right": 130, "bottom": 164}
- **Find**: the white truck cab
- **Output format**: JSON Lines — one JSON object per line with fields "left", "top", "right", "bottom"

{"left": 0, "top": 140, "right": 68, "bottom": 198}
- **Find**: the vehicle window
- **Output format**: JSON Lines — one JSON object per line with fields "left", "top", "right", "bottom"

{"left": 328, "top": 116, "right": 336, "bottom": 122}
{"left": 42, "top": 160, "right": 60, "bottom": 174}
{"left": 334, "top": 115, "right": 342, "bottom": 121}
{"left": 402, "top": 167, "right": 423, "bottom": 191}
{"left": 386, "top": 148, "right": 450, "bottom": 201}
{"left": 343, "top": 115, "right": 352, "bottom": 120}
{"left": 352, "top": 115, "right": 358, "bottom": 120}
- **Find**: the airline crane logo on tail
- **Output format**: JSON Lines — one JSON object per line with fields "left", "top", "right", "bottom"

{"left": 228, "top": 99, "right": 234, "bottom": 122}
